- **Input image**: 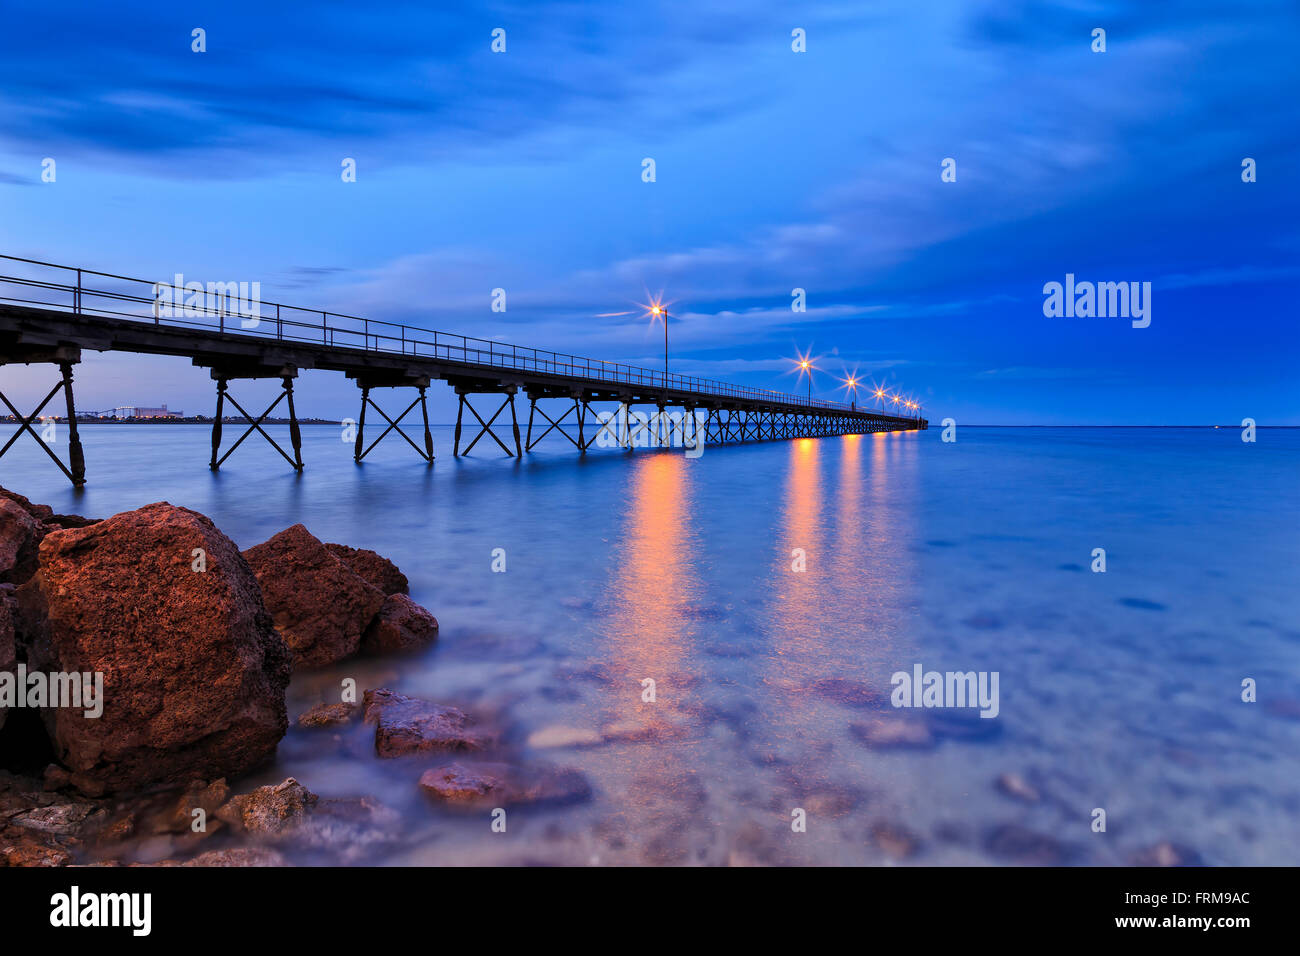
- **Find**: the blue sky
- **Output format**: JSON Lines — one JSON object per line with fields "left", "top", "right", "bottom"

{"left": 1, "top": 1, "right": 1296, "bottom": 424}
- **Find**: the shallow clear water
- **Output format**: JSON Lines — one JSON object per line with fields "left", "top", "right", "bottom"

{"left": 3, "top": 422, "right": 1298, "bottom": 865}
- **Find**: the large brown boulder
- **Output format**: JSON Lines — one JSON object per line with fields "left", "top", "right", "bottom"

{"left": 361, "top": 593, "right": 438, "bottom": 654}
{"left": 325, "top": 543, "right": 409, "bottom": 596}
{"left": 32, "top": 502, "right": 291, "bottom": 794}
{"left": 243, "top": 525, "right": 385, "bottom": 668}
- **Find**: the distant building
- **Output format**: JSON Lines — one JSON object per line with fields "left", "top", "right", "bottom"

{"left": 113, "top": 404, "right": 182, "bottom": 419}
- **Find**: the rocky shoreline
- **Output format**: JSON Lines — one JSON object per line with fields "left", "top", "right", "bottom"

{"left": 0, "top": 485, "right": 588, "bottom": 867}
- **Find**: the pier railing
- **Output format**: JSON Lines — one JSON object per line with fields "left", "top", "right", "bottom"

{"left": 0, "top": 255, "right": 920, "bottom": 419}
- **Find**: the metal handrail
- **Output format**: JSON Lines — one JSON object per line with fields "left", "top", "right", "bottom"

{"left": 0, "top": 254, "right": 923, "bottom": 421}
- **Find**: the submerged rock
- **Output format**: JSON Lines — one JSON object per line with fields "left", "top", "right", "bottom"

{"left": 150, "top": 779, "right": 231, "bottom": 835}
{"left": 849, "top": 716, "right": 935, "bottom": 750}
{"left": 361, "top": 593, "right": 438, "bottom": 654}
{"left": 296, "top": 701, "right": 360, "bottom": 728}
{"left": 184, "top": 847, "right": 287, "bottom": 867}
{"left": 419, "top": 762, "right": 592, "bottom": 808}
{"left": 363, "top": 689, "right": 488, "bottom": 757}
{"left": 995, "top": 772, "right": 1041, "bottom": 804}
{"left": 807, "top": 677, "right": 888, "bottom": 709}
{"left": 1129, "top": 842, "right": 1204, "bottom": 867}
{"left": 983, "top": 824, "right": 1076, "bottom": 865}
{"left": 243, "top": 524, "right": 386, "bottom": 668}
{"left": 0, "top": 831, "right": 72, "bottom": 866}
{"left": 526, "top": 724, "right": 602, "bottom": 749}
{"left": 31, "top": 502, "right": 291, "bottom": 795}
{"left": 871, "top": 821, "right": 922, "bottom": 860}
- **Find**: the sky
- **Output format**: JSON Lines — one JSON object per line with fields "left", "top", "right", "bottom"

{"left": 0, "top": 1, "right": 1296, "bottom": 424}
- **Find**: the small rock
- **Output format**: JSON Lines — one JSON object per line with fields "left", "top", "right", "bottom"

{"left": 871, "top": 821, "right": 921, "bottom": 860}
{"left": 419, "top": 763, "right": 505, "bottom": 802}
{"left": 984, "top": 824, "right": 1074, "bottom": 865}
{"left": 184, "top": 847, "right": 288, "bottom": 867}
{"left": 2, "top": 840, "right": 72, "bottom": 866}
{"left": 296, "top": 701, "right": 360, "bottom": 728}
{"left": 419, "top": 762, "right": 592, "bottom": 808}
{"left": 600, "top": 717, "right": 686, "bottom": 744}
{"left": 217, "top": 777, "right": 317, "bottom": 834}
{"left": 153, "top": 779, "right": 230, "bottom": 834}
{"left": 1129, "top": 842, "right": 1204, "bottom": 867}
{"left": 363, "top": 689, "right": 487, "bottom": 757}
{"left": 797, "top": 785, "right": 863, "bottom": 818}
{"left": 807, "top": 677, "right": 886, "bottom": 709}
{"left": 9, "top": 803, "right": 97, "bottom": 836}
{"left": 849, "top": 717, "right": 935, "bottom": 749}
{"left": 995, "top": 772, "right": 1040, "bottom": 804}
{"left": 527, "top": 725, "right": 602, "bottom": 749}
{"left": 97, "top": 813, "right": 136, "bottom": 844}
{"left": 927, "top": 710, "right": 1003, "bottom": 742}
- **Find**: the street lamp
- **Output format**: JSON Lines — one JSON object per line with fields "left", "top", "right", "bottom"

{"left": 799, "top": 359, "right": 812, "bottom": 402}
{"left": 650, "top": 304, "right": 668, "bottom": 382}
{"left": 843, "top": 373, "right": 859, "bottom": 410}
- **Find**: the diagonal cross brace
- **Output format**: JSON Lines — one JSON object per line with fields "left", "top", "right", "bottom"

{"left": 454, "top": 391, "right": 522, "bottom": 457}
{"left": 209, "top": 376, "right": 304, "bottom": 472}
{"left": 0, "top": 361, "right": 86, "bottom": 486}
{"left": 525, "top": 398, "right": 582, "bottom": 451}
{"left": 354, "top": 386, "right": 434, "bottom": 463}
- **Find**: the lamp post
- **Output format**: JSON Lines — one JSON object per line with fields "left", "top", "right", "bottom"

{"left": 651, "top": 305, "right": 667, "bottom": 383}
{"left": 844, "top": 374, "right": 859, "bottom": 411}
{"left": 799, "top": 359, "right": 811, "bottom": 403}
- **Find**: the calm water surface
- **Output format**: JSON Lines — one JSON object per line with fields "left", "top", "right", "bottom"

{"left": 3, "top": 423, "right": 1297, "bottom": 865}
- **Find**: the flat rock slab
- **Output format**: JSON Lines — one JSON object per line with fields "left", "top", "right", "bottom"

{"left": 363, "top": 689, "right": 489, "bottom": 757}
{"left": 419, "top": 762, "right": 591, "bottom": 808}
{"left": 296, "top": 701, "right": 360, "bottom": 728}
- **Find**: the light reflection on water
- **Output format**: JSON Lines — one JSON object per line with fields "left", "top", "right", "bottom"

{"left": 1, "top": 424, "right": 1297, "bottom": 865}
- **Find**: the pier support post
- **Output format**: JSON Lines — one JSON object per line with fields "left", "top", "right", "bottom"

{"left": 283, "top": 374, "right": 304, "bottom": 471}
{"left": 205, "top": 366, "right": 304, "bottom": 472}
{"left": 209, "top": 378, "right": 226, "bottom": 470}
{"left": 454, "top": 386, "right": 517, "bottom": 457}
{"left": 421, "top": 386, "right": 434, "bottom": 461}
{"left": 354, "top": 386, "right": 369, "bottom": 462}
{"left": 60, "top": 361, "right": 86, "bottom": 486}
{"left": 454, "top": 394, "right": 464, "bottom": 456}
{"left": 510, "top": 389, "right": 522, "bottom": 458}
{"left": 351, "top": 376, "right": 434, "bottom": 464}
{"left": 0, "top": 349, "right": 87, "bottom": 488}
